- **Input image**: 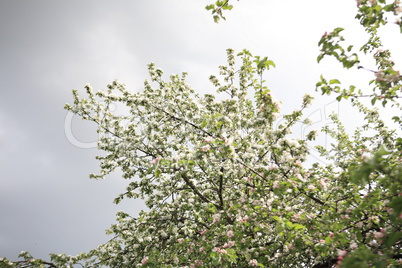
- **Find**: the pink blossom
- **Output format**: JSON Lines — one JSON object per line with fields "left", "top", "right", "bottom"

{"left": 228, "top": 241, "right": 236, "bottom": 247}
{"left": 194, "top": 260, "right": 203, "bottom": 266}
{"left": 200, "top": 145, "right": 210, "bottom": 152}
{"left": 214, "top": 247, "right": 227, "bottom": 254}
{"left": 151, "top": 158, "right": 159, "bottom": 165}
{"left": 338, "top": 250, "right": 347, "bottom": 258}
{"left": 295, "top": 173, "right": 304, "bottom": 181}
{"left": 200, "top": 230, "right": 207, "bottom": 235}
{"left": 249, "top": 259, "right": 258, "bottom": 266}
{"left": 238, "top": 216, "right": 249, "bottom": 223}
{"left": 204, "top": 136, "right": 214, "bottom": 142}
{"left": 356, "top": 221, "right": 363, "bottom": 228}
{"left": 178, "top": 238, "right": 184, "bottom": 243}
{"left": 212, "top": 213, "right": 221, "bottom": 223}
{"left": 319, "top": 179, "right": 328, "bottom": 189}
{"left": 306, "top": 213, "right": 316, "bottom": 219}
{"left": 227, "top": 230, "right": 234, "bottom": 238}
{"left": 224, "top": 137, "right": 233, "bottom": 146}
{"left": 222, "top": 241, "right": 236, "bottom": 248}
{"left": 374, "top": 231, "right": 384, "bottom": 239}
{"left": 292, "top": 213, "right": 301, "bottom": 222}
{"left": 141, "top": 257, "right": 148, "bottom": 265}
{"left": 337, "top": 249, "right": 347, "bottom": 266}
{"left": 308, "top": 184, "right": 315, "bottom": 190}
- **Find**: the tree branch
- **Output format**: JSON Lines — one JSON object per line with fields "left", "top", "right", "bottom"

{"left": 149, "top": 104, "right": 214, "bottom": 137}
{"left": 180, "top": 172, "right": 222, "bottom": 210}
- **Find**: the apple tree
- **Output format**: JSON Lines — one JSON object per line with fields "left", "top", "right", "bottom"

{"left": 1, "top": 0, "right": 401, "bottom": 267}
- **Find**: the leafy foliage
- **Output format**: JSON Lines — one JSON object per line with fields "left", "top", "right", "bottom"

{"left": 205, "top": 0, "right": 235, "bottom": 23}
{"left": 317, "top": 0, "right": 402, "bottom": 106}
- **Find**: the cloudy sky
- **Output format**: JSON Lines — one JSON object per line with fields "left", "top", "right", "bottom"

{"left": 1, "top": 0, "right": 401, "bottom": 261}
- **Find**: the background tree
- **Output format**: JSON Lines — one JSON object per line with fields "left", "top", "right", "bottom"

{"left": 1, "top": 0, "right": 401, "bottom": 267}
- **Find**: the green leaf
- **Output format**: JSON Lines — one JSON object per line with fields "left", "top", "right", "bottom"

{"left": 266, "top": 60, "right": 276, "bottom": 68}
{"left": 350, "top": 163, "right": 373, "bottom": 186}
{"left": 293, "top": 223, "right": 306, "bottom": 230}
{"left": 383, "top": 4, "right": 395, "bottom": 12}
{"left": 388, "top": 196, "right": 402, "bottom": 214}
{"left": 333, "top": 27, "right": 345, "bottom": 34}
{"left": 272, "top": 216, "right": 281, "bottom": 222}
{"left": 329, "top": 79, "right": 341, "bottom": 84}
{"left": 154, "top": 169, "right": 161, "bottom": 178}
{"left": 205, "top": 4, "right": 215, "bottom": 10}
{"left": 384, "top": 231, "right": 402, "bottom": 247}
{"left": 222, "top": 4, "right": 233, "bottom": 10}
{"left": 376, "top": 144, "right": 391, "bottom": 157}
{"left": 396, "top": 137, "right": 402, "bottom": 149}
{"left": 356, "top": 230, "right": 363, "bottom": 241}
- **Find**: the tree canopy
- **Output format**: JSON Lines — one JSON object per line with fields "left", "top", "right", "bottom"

{"left": 1, "top": 0, "right": 402, "bottom": 267}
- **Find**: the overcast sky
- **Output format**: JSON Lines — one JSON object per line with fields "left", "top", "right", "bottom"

{"left": 1, "top": 0, "right": 401, "bottom": 262}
